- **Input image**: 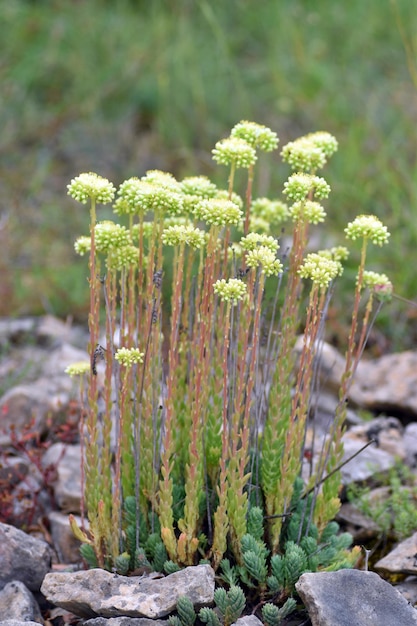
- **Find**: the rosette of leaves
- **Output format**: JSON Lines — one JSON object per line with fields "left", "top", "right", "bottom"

{"left": 261, "top": 599, "right": 297, "bottom": 626}
{"left": 199, "top": 586, "right": 246, "bottom": 626}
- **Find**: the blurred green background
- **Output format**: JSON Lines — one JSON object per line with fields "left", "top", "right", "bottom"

{"left": 1, "top": 0, "right": 416, "bottom": 349}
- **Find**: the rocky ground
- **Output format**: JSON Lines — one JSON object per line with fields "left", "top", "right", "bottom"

{"left": 2, "top": 315, "right": 417, "bottom": 626}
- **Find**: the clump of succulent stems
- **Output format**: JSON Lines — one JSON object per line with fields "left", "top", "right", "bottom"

{"left": 66, "top": 122, "right": 391, "bottom": 608}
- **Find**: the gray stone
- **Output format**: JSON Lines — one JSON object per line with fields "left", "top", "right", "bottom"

{"left": 347, "top": 416, "right": 405, "bottom": 459}
{"left": 0, "top": 581, "right": 43, "bottom": 623}
{"left": 350, "top": 351, "right": 417, "bottom": 418}
{"left": 0, "top": 523, "right": 52, "bottom": 592}
{"left": 0, "top": 342, "right": 88, "bottom": 445}
{"left": 296, "top": 569, "right": 417, "bottom": 626}
{"left": 234, "top": 617, "right": 263, "bottom": 626}
{"left": 375, "top": 532, "right": 417, "bottom": 575}
{"left": 48, "top": 511, "right": 83, "bottom": 563}
{"left": 336, "top": 502, "right": 380, "bottom": 543}
{"left": 404, "top": 423, "right": 417, "bottom": 467}
{"left": 0, "top": 622, "right": 44, "bottom": 626}
{"left": 42, "top": 443, "right": 82, "bottom": 512}
{"left": 39, "top": 342, "right": 89, "bottom": 378}
{"left": 394, "top": 577, "right": 417, "bottom": 607}
{"left": 83, "top": 617, "right": 168, "bottom": 626}
{"left": 340, "top": 435, "right": 396, "bottom": 484}
{"left": 41, "top": 564, "right": 215, "bottom": 619}
{"left": 0, "top": 317, "right": 37, "bottom": 346}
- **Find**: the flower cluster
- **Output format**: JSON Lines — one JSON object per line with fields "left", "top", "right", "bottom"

{"left": 289, "top": 200, "right": 326, "bottom": 224}
{"left": 231, "top": 120, "right": 279, "bottom": 152}
{"left": 67, "top": 173, "right": 115, "bottom": 205}
{"left": 107, "top": 245, "right": 139, "bottom": 271}
{"left": 282, "top": 139, "right": 326, "bottom": 172}
{"left": 133, "top": 182, "right": 184, "bottom": 217}
{"left": 115, "top": 347, "right": 144, "bottom": 367}
{"left": 65, "top": 361, "right": 90, "bottom": 377}
{"left": 344, "top": 215, "right": 390, "bottom": 246}
{"left": 114, "top": 177, "right": 143, "bottom": 215}
{"left": 74, "top": 236, "right": 91, "bottom": 256}
{"left": 246, "top": 246, "right": 283, "bottom": 277}
{"left": 281, "top": 132, "right": 338, "bottom": 172}
{"left": 95, "top": 221, "right": 130, "bottom": 253}
{"left": 212, "top": 137, "right": 257, "bottom": 169}
{"left": 240, "top": 232, "right": 279, "bottom": 253}
{"left": 360, "top": 271, "right": 393, "bottom": 301}
{"left": 130, "top": 222, "right": 155, "bottom": 243}
{"left": 194, "top": 198, "right": 243, "bottom": 226}
{"left": 180, "top": 176, "right": 218, "bottom": 198}
{"left": 251, "top": 198, "right": 289, "bottom": 227}
{"left": 298, "top": 252, "right": 342, "bottom": 288}
{"left": 283, "top": 173, "right": 331, "bottom": 202}
{"left": 317, "top": 246, "right": 350, "bottom": 263}
{"left": 141, "top": 170, "right": 180, "bottom": 189}
{"left": 308, "top": 131, "right": 338, "bottom": 158}
{"left": 162, "top": 224, "right": 206, "bottom": 249}
{"left": 213, "top": 278, "right": 247, "bottom": 304}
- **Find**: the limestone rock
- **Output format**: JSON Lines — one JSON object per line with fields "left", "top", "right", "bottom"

{"left": 336, "top": 502, "right": 380, "bottom": 543}
{"left": 234, "top": 616, "right": 263, "bottom": 626}
{"left": 393, "top": 577, "right": 417, "bottom": 607}
{"left": 41, "top": 443, "right": 82, "bottom": 513}
{"left": 0, "top": 523, "right": 52, "bottom": 592}
{"left": 0, "top": 342, "right": 88, "bottom": 445}
{"left": 0, "top": 622, "right": 45, "bottom": 626}
{"left": 41, "top": 564, "right": 215, "bottom": 619}
{"left": 296, "top": 569, "right": 417, "bottom": 626}
{"left": 48, "top": 511, "right": 83, "bottom": 563}
{"left": 350, "top": 351, "right": 417, "bottom": 418}
{"left": 0, "top": 581, "right": 43, "bottom": 623}
{"left": 404, "top": 423, "right": 417, "bottom": 467}
{"left": 375, "top": 532, "right": 417, "bottom": 576}
{"left": 346, "top": 416, "right": 405, "bottom": 459}
{"left": 83, "top": 617, "right": 168, "bottom": 626}
{"left": 340, "top": 435, "right": 396, "bottom": 484}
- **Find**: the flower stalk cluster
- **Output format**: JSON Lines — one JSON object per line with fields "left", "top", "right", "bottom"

{"left": 65, "top": 122, "right": 391, "bottom": 611}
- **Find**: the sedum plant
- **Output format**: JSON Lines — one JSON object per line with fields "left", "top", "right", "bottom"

{"left": 65, "top": 121, "right": 391, "bottom": 616}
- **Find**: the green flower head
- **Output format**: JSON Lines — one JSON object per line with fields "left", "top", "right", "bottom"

{"left": 283, "top": 173, "right": 331, "bottom": 202}
{"left": 281, "top": 139, "right": 326, "bottom": 172}
{"left": 307, "top": 131, "right": 338, "bottom": 158}
{"left": 67, "top": 172, "right": 115, "bottom": 204}
{"left": 141, "top": 170, "right": 180, "bottom": 190}
{"left": 344, "top": 215, "right": 390, "bottom": 246}
{"left": 162, "top": 224, "right": 206, "bottom": 249}
{"left": 107, "top": 244, "right": 139, "bottom": 271}
{"left": 246, "top": 246, "right": 283, "bottom": 277}
{"left": 180, "top": 176, "right": 218, "bottom": 198}
{"left": 245, "top": 215, "right": 271, "bottom": 234}
{"left": 251, "top": 197, "right": 289, "bottom": 226}
{"left": 299, "top": 252, "right": 342, "bottom": 288}
{"left": 213, "top": 278, "right": 247, "bottom": 304}
{"left": 231, "top": 120, "right": 279, "bottom": 152}
{"left": 95, "top": 221, "right": 130, "bottom": 253}
{"left": 318, "top": 246, "right": 350, "bottom": 263}
{"left": 281, "top": 132, "right": 338, "bottom": 172}
{"left": 115, "top": 347, "right": 144, "bottom": 367}
{"left": 114, "top": 177, "right": 143, "bottom": 215}
{"left": 215, "top": 189, "right": 244, "bottom": 209}
{"left": 361, "top": 271, "right": 393, "bottom": 301}
{"left": 194, "top": 198, "right": 243, "bottom": 226}
{"left": 212, "top": 137, "right": 257, "bottom": 169}
{"left": 240, "top": 232, "right": 279, "bottom": 253}
{"left": 289, "top": 200, "right": 326, "bottom": 224}
{"left": 74, "top": 236, "right": 91, "bottom": 256}
{"left": 133, "top": 182, "right": 184, "bottom": 217}
{"left": 65, "top": 361, "right": 90, "bottom": 377}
